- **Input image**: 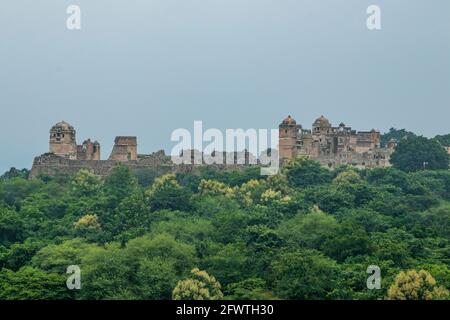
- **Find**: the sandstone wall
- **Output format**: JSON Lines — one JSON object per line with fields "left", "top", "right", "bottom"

{"left": 29, "top": 153, "right": 252, "bottom": 179}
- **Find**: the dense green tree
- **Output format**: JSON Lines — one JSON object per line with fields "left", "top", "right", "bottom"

{"left": 203, "top": 243, "right": 249, "bottom": 285}
{"left": 74, "top": 214, "right": 103, "bottom": 241}
{"left": 198, "top": 167, "right": 263, "bottom": 187}
{"left": 0, "top": 205, "right": 24, "bottom": 245}
{"left": 135, "top": 257, "right": 178, "bottom": 299}
{"left": 336, "top": 208, "right": 393, "bottom": 233}
{"left": 278, "top": 208, "right": 339, "bottom": 250}
{"left": 226, "top": 278, "right": 276, "bottom": 300}
{"left": 125, "top": 234, "right": 197, "bottom": 277}
{"left": 133, "top": 168, "right": 159, "bottom": 187}
{"left": 78, "top": 244, "right": 135, "bottom": 299}
{"left": 390, "top": 136, "right": 449, "bottom": 172}
{"left": 380, "top": 128, "right": 416, "bottom": 147}
{"left": 271, "top": 249, "right": 339, "bottom": 299}
{"left": 433, "top": 133, "right": 450, "bottom": 147}
{"left": 172, "top": 268, "right": 223, "bottom": 300}
{"left": 103, "top": 191, "right": 150, "bottom": 242}
{"left": 1, "top": 149, "right": 450, "bottom": 300}
{"left": 236, "top": 225, "right": 284, "bottom": 278}
{"left": 1, "top": 238, "right": 47, "bottom": 271}
{"left": 0, "top": 177, "right": 44, "bottom": 209}
{"left": 0, "top": 168, "right": 30, "bottom": 180}
{"left": 0, "top": 266, "right": 72, "bottom": 300}
{"left": 145, "top": 174, "right": 192, "bottom": 211}
{"left": 419, "top": 204, "right": 450, "bottom": 238}
{"left": 210, "top": 205, "right": 249, "bottom": 244}
{"left": 387, "top": 270, "right": 449, "bottom": 300}
{"left": 31, "top": 239, "right": 93, "bottom": 273}
{"left": 71, "top": 169, "right": 102, "bottom": 197}
{"left": 411, "top": 170, "right": 450, "bottom": 199}
{"left": 306, "top": 185, "right": 356, "bottom": 214}
{"left": 282, "top": 157, "right": 333, "bottom": 188}
{"left": 417, "top": 264, "right": 450, "bottom": 290}
{"left": 369, "top": 229, "right": 421, "bottom": 267}
{"left": 104, "top": 165, "right": 138, "bottom": 205}
{"left": 322, "top": 224, "right": 372, "bottom": 262}
{"left": 149, "top": 216, "right": 214, "bottom": 251}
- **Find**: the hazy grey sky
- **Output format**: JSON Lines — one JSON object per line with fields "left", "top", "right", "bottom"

{"left": 1, "top": 0, "right": 449, "bottom": 172}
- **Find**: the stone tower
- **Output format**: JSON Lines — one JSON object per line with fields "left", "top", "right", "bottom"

{"left": 279, "top": 115, "right": 298, "bottom": 160}
{"left": 109, "top": 136, "right": 138, "bottom": 161}
{"left": 312, "top": 115, "right": 331, "bottom": 134}
{"left": 77, "top": 139, "right": 101, "bottom": 160}
{"left": 49, "top": 121, "right": 77, "bottom": 159}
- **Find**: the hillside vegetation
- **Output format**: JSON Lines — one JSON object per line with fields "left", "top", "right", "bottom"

{"left": 1, "top": 155, "right": 449, "bottom": 300}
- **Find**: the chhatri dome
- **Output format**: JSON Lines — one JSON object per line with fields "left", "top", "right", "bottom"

{"left": 281, "top": 115, "right": 297, "bottom": 125}
{"left": 313, "top": 115, "right": 331, "bottom": 128}
{"left": 51, "top": 121, "right": 75, "bottom": 132}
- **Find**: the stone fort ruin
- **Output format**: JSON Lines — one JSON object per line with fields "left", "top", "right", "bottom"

{"left": 30, "top": 117, "right": 396, "bottom": 178}
{"left": 30, "top": 121, "right": 253, "bottom": 178}
{"left": 279, "top": 115, "right": 396, "bottom": 168}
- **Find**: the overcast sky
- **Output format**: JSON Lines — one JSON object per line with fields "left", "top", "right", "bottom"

{"left": 0, "top": 0, "right": 449, "bottom": 172}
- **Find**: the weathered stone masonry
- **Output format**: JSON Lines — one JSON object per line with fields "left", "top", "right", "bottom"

{"left": 30, "top": 121, "right": 253, "bottom": 178}
{"left": 31, "top": 117, "right": 398, "bottom": 178}
{"left": 279, "top": 115, "right": 396, "bottom": 169}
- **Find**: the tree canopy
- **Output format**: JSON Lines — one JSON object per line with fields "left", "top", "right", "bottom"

{"left": 0, "top": 159, "right": 449, "bottom": 300}
{"left": 390, "top": 136, "right": 449, "bottom": 172}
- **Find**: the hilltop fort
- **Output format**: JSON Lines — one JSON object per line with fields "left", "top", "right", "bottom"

{"left": 279, "top": 115, "right": 396, "bottom": 168}
{"left": 30, "top": 116, "right": 396, "bottom": 178}
{"left": 30, "top": 121, "right": 253, "bottom": 179}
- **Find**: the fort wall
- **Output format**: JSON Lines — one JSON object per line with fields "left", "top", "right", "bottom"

{"left": 30, "top": 118, "right": 398, "bottom": 179}
{"left": 29, "top": 151, "right": 252, "bottom": 179}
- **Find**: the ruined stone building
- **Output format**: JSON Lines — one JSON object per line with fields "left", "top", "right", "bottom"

{"left": 31, "top": 121, "right": 252, "bottom": 178}
{"left": 279, "top": 115, "right": 396, "bottom": 168}
{"left": 31, "top": 118, "right": 398, "bottom": 178}
{"left": 109, "top": 137, "right": 138, "bottom": 161}
{"left": 49, "top": 121, "right": 102, "bottom": 161}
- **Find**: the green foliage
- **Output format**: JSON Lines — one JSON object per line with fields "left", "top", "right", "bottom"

{"left": 172, "top": 268, "right": 223, "bottom": 300}
{"left": 79, "top": 234, "right": 197, "bottom": 299}
{"left": 136, "top": 257, "right": 178, "bottom": 299}
{"left": 203, "top": 243, "right": 249, "bottom": 285}
{"left": 0, "top": 177, "right": 45, "bottom": 209}
{"left": 381, "top": 128, "right": 416, "bottom": 147}
{"left": 387, "top": 269, "right": 449, "bottom": 300}
{"left": 278, "top": 208, "right": 339, "bottom": 250}
{"left": 0, "top": 168, "right": 30, "bottom": 180}
{"left": 391, "top": 136, "right": 449, "bottom": 172}
{"left": 271, "top": 249, "right": 339, "bottom": 299}
{"left": 198, "top": 167, "right": 263, "bottom": 187}
{"left": 71, "top": 169, "right": 102, "bottom": 197}
{"left": 31, "top": 239, "right": 93, "bottom": 273}
{"left": 133, "top": 168, "right": 159, "bottom": 187}
{"left": 283, "top": 156, "right": 333, "bottom": 188}
{"left": 0, "top": 266, "right": 72, "bottom": 300}
{"left": 1, "top": 238, "right": 47, "bottom": 271}
{"left": 226, "top": 278, "right": 277, "bottom": 300}
{"left": 0, "top": 205, "right": 24, "bottom": 246}
{"left": 145, "top": 174, "right": 192, "bottom": 211}
{"left": 104, "top": 165, "right": 138, "bottom": 204}
{"left": 433, "top": 134, "right": 450, "bottom": 147}
{"left": 1, "top": 153, "right": 450, "bottom": 300}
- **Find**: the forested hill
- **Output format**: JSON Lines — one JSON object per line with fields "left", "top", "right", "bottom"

{"left": 0, "top": 136, "right": 449, "bottom": 300}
